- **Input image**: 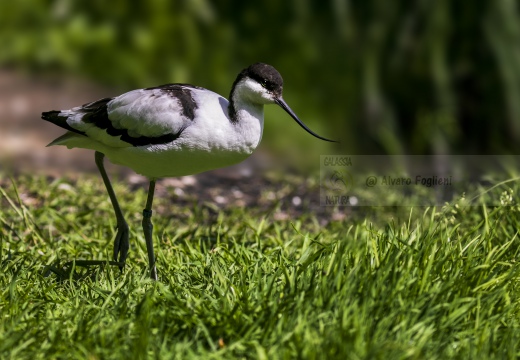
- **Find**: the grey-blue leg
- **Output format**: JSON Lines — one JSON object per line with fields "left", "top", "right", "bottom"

{"left": 143, "top": 180, "right": 158, "bottom": 280}
{"left": 95, "top": 151, "right": 130, "bottom": 265}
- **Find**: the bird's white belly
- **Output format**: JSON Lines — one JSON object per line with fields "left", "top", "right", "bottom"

{"left": 104, "top": 142, "right": 253, "bottom": 178}
{"left": 105, "top": 118, "right": 261, "bottom": 178}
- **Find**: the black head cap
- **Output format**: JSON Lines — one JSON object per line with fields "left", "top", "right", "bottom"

{"left": 232, "top": 63, "right": 284, "bottom": 96}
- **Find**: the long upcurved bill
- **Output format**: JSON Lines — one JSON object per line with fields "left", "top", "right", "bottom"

{"left": 275, "top": 98, "right": 337, "bottom": 143}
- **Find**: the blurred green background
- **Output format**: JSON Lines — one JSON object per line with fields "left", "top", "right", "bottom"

{"left": 1, "top": 0, "right": 520, "bottom": 162}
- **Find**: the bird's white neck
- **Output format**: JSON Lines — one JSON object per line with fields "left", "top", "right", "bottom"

{"left": 228, "top": 84, "right": 265, "bottom": 153}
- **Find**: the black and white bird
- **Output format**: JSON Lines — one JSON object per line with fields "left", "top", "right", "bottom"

{"left": 42, "top": 63, "right": 336, "bottom": 280}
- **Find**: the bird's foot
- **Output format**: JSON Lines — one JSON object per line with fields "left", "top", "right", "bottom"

{"left": 44, "top": 222, "right": 129, "bottom": 280}
{"left": 43, "top": 259, "right": 126, "bottom": 280}
{"left": 113, "top": 221, "right": 130, "bottom": 266}
{"left": 142, "top": 209, "right": 158, "bottom": 280}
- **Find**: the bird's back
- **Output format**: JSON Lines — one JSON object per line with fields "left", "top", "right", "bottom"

{"left": 43, "top": 84, "right": 233, "bottom": 147}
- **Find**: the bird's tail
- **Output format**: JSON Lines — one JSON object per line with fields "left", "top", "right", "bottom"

{"left": 42, "top": 110, "right": 67, "bottom": 128}
{"left": 42, "top": 110, "right": 85, "bottom": 135}
{"left": 42, "top": 109, "right": 91, "bottom": 148}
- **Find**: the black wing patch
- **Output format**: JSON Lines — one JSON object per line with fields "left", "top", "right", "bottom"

{"left": 144, "top": 84, "right": 200, "bottom": 120}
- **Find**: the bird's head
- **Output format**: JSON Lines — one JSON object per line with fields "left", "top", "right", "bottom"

{"left": 231, "top": 63, "right": 337, "bottom": 143}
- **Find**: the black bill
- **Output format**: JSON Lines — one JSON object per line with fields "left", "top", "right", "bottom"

{"left": 275, "top": 98, "right": 337, "bottom": 143}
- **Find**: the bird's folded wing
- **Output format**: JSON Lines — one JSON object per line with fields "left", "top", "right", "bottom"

{"left": 66, "top": 85, "right": 199, "bottom": 147}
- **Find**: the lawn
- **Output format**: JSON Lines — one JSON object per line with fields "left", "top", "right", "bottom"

{"left": 1, "top": 173, "right": 520, "bottom": 359}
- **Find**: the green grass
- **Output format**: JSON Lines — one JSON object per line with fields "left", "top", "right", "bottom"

{"left": 1, "top": 173, "right": 520, "bottom": 359}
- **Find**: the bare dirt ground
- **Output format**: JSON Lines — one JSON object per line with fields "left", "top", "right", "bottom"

{"left": 0, "top": 69, "right": 346, "bottom": 224}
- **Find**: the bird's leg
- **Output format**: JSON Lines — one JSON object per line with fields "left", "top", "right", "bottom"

{"left": 143, "top": 180, "right": 158, "bottom": 280}
{"left": 55, "top": 152, "right": 128, "bottom": 277}
{"left": 95, "top": 151, "right": 129, "bottom": 266}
